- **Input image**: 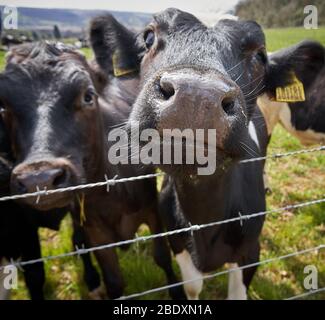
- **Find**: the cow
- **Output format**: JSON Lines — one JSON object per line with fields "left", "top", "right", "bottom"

{"left": 1, "top": 68, "right": 102, "bottom": 300}
{"left": 0, "top": 41, "right": 184, "bottom": 299}
{"left": 1, "top": 35, "right": 22, "bottom": 50}
{"left": 92, "top": 9, "right": 325, "bottom": 299}
{"left": 258, "top": 41, "right": 325, "bottom": 145}
{"left": 0, "top": 112, "right": 69, "bottom": 300}
{"left": 257, "top": 41, "right": 324, "bottom": 193}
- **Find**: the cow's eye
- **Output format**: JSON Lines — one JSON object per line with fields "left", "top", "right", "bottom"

{"left": 256, "top": 50, "right": 267, "bottom": 64}
{"left": 144, "top": 30, "right": 155, "bottom": 49}
{"left": 83, "top": 88, "right": 96, "bottom": 106}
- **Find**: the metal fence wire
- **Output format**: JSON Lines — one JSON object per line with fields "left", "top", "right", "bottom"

{"left": 0, "top": 145, "right": 324, "bottom": 300}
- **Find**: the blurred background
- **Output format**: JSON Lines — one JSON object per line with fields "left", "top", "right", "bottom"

{"left": 0, "top": 0, "right": 324, "bottom": 51}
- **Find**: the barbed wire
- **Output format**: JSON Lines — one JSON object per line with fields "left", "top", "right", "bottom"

{"left": 239, "top": 145, "right": 325, "bottom": 163}
{"left": 117, "top": 244, "right": 324, "bottom": 300}
{"left": 0, "top": 196, "right": 324, "bottom": 272}
{"left": 0, "top": 172, "right": 164, "bottom": 203}
{"left": 0, "top": 145, "right": 323, "bottom": 203}
{"left": 285, "top": 287, "right": 325, "bottom": 300}
{"left": 1, "top": 144, "right": 324, "bottom": 300}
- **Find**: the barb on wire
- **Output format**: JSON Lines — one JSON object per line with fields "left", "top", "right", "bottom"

{"left": 118, "top": 244, "right": 324, "bottom": 300}
{"left": 285, "top": 287, "right": 325, "bottom": 300}
{"left": 0, "top": 172, "right": 164, "bottom": 203}
{"left": 0, "top": 146, "right": 323, "bottom": 203}
{"left": 0, "top": 197, "right": 324, "bottom": 272}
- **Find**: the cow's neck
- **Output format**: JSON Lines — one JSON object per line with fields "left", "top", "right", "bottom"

{"left": 257, "top": 94, "right": 282, "bottom": 136}
{"left": 173, "top": 168, "right": 232, "bottom": 225}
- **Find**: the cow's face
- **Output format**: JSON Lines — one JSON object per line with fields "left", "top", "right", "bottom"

{"left": 0, "top": 116, "right": 12, "bottom": 194}
{"left": 0, "top": 43, "right": 104, "bottom": 210}
{"left": 91, "top": 9, "right": 268, "bottom": 175}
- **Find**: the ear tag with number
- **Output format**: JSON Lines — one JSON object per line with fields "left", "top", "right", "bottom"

{"left": 112, "top": 51, "right": 137, "bottom": 77}
{"left": 275, "top": 74, "right": 305, "bottom": 102}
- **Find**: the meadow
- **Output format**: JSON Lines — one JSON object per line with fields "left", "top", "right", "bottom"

{"left": 2, "top": 27, "right": 325, "bottom": 300}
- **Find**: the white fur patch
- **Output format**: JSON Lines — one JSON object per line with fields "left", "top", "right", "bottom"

{"left": 227, "top": 263, "right": 247, "bottom": 300}
{"left": 258, "top": 94, "right": 325, "bottom": 145}
{"left": 257, "top": 94, "right": 282, "bottom": 136}
{"left": 175, "top": 250, "right": 203, "bottom": 300}
{"left": 278, "top": 104, "right": 325, "bottom": 145}
{"left": 248, "top": 121, "right": 260, "bottom": 149}
{"left": 0, "top": 258, "right": 11, "bottom": 300}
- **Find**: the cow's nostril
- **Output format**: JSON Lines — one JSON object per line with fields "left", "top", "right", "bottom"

{"left": 221, "top": 97, "right": 236, "bottom": 116}
{"left": 16, "top": 180, "right": 28, "bottom": 195}
{"left": 52, "top": 168, "right": 69, "bottom": 188}
{"left": 159, "top": 78, "right": 175, "bottom": 100}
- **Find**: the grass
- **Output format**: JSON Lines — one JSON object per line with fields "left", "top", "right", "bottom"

{"left": 0, "top": 50, "right": 6, "bottom": 70}
{"left": 3, "top": 27, "right": 325, "bottom": 300}
{"left": 265, "top": 27, "right": 325, "bottom": 51}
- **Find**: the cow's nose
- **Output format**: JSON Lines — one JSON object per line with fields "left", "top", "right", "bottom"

{"left": 158, "top": 71, "right": 239, "bottom": 116}
{"left": 12, "top": 167, "right": 70, "bottom": 194}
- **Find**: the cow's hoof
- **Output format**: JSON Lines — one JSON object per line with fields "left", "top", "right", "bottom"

{"left": 169, "top": 286, "right": 187, "bottom": 300}
{"left": 88, "top": 285, "right": 106, "bottom": 300}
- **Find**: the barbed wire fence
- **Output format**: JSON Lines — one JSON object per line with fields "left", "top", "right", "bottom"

{"left": 0, "top": 145, "right": 325, "bottom": 300}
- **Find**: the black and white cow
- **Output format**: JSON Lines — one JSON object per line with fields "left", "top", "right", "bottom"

{"left": 0, "top": 113, "right": 67, "bottom": 300}
{"left": 258, "top": 41, "right": 325, "bottom": 145}
{"left": 91, "top": 9, "right": 325, "bottom": 300}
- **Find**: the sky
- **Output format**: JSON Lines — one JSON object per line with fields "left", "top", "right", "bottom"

{"left": 0, "top": 0, "right": 240, "bottom": 14}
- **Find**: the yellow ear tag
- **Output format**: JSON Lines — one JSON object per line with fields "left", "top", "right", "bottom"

{"left": 77, "top": 193, "right": 86, "bottom": 226}
{"left": 275, "top": 74, "right": 305, "bottom": 102}
{"left": 112, "top": 52, "right": 136, "bottom": 77}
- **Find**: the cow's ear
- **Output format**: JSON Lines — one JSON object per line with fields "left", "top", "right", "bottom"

{"left": 5, "top": 42, "right": 35, "bottom": 65}
{"left": 265, "top": 40, "right": 325, "bottom": 97}
{"left": 88, "top": 60, "right": 109, "bottom": 95}
{"left": 89, "top": 14, "right": 142, "bottom": 77}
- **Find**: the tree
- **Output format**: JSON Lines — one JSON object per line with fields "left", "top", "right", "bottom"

{"left": 32, "top": 31, "right": 40, "bottom": 41}
{"left": 53, "top": 25, "right": 61, "bottom": 40}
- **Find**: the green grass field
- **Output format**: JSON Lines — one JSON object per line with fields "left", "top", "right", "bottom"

{"left": 3, "top": 27, "right": 325, "bottom": 300}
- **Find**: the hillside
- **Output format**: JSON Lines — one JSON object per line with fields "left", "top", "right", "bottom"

{"left": 235, "top": 0, "right": 325, "bottom": 28}
{"left": 0, "top": 6, "right": 152, "bottom": 32}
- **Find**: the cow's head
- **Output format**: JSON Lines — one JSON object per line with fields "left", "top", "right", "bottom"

{"left": 258, "top": 40, "right": 325, "bottom": 138}
{"left": 0, "top": 42, "right": 106, "bottom": 210}
{"left": 0, "top": 115, "right": 12, "bottom": 194}
{"left": 91, "top": 9, "right": 271, "bottom": 175}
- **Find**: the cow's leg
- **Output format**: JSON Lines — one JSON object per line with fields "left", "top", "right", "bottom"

{"left": 21, "top": 228, "right": 45, "bottom": 300}
{"left": 72, "top": 220, "right": 102, "bottom": 299}
{"left": 0, "top": 258, "right": 11, "bottom": 300}
{"left": 263, "top": 171, "right": 272, "bottom": 194}
{"left": 85, "top": 225, "right": 124, "bottom": 299}
{"left": 227, "top": 263, "right": 247, "bottom": 300}
{"left": 241, "top": 242, "right": 260, "bottom": 291}
{"left": 147, "top": 211, "right": 187, "bottom": 300}
{"left": 175, "top": 249, "right": 203, "bottom": 300}
{"left": 227, "top": 242, "right": 260, "bottom": 300}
